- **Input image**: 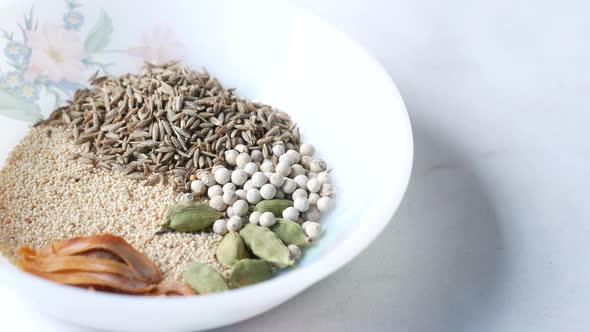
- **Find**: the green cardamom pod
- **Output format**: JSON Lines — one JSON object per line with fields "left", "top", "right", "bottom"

{"left": 239, "top": 224, "right": 294, "bottom": 268}
{"left": 229, "top": 259, "right": 272, "bottom": 288}
{"left": 183, "top": 262, "right": 229, "bottom": 294}
{"left": 271, "top": 218, "right": 311, "bottom": 246}
{"left": 254, "top": 199, "right": 294, "bottom": 217}
{"left": 238, "top": 221, "right": 259, "bottom": 239}
{"left": 161, "top": 201, "right": 221, "bottom": 232}
{"left": 216, "top": 232, "right": 250, "bottom": 267}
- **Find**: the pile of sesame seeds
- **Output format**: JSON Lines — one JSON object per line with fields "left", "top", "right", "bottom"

{"left": 0, "top": 127, "right": 227, "bottom": 281}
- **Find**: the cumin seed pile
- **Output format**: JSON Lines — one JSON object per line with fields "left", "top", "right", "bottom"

{"left": 40, "top": 61, "right": 301, "bottom": 193}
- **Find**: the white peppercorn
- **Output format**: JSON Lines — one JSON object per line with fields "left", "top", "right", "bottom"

{"left": 308, "top": 193, "right": 320, "bottom": 206}
{"left": 207, "top": 185, "right": 223, "bottom": 199}
{"left": 304, "top": 221, "right": 321, "bottom": 240}
{"left": 282, "top": 207, "right": 299, "bottom": 221}
{"left": 285, "top": 149, "right": 300, "bottom": 163}
{"left": 227, "top": 216, "right": 244, "bottom": 232}
{"left": 270, "top": 173, "right": 285, "bottom": 187}
{"left": 307, "top": 178, "right": 321, "bottom": 193}
{"left": 243, "top": 162, "right": 258, "bottom": 175}
{"left": 223, "top": 190, "right": 238, "bottom": 205}
{"left": 316, "top": 197, "right": 332, "bottom": 212}
{"left": 276, "top": 161, "right": 291, "bottom": 176}
{"left": 199, "top": 172, "right": 216, "bottom": 186}
{"left": 251, "top": 150, "right": 263, "bottom": 162}
{"left": 260, "top": 160, "right": 274, "bottom": 173}
{"left": 293, "top": 175, "right": 309, "bottom": 189}
{"left": 232, "top": 200, "right": 249, "bottom": 217}
{"left": 299, "top": 143, "right": 315, "bottom": 157}
{"left": 231, "top": 169, "right": 248, "bottom": 186}
{"left": 224, "top": 150, "right": 239, "bottom": 166}
{"left": 288, "top": 244, "right": 302, "bottom": 260}
{"left": 177, "top": 193, "right": 193, "bottom": 203}
{"left": 301, "top": 221, "right": 313, "bottom": 231}
{"left": 213, "top": 219, "right": 228, "bottom": 235}
{"left": 214, "top": 167, "right": 231, "bottom": 185}
{"left": 223, "top": 183, "right": 236, "bottom": 193}
{"left": 301, "top": 156, "right": 312, "bottom": 169}
{"left": 275, "top": 189, "right": 286, "bottom": 199}
{"left": 190, "top": 180, "right": 206, "bottom": 195}
{"left": 272, "top": 145, "right": 285, "bottom": 157}
{"left": 320, "top": 183, "right": 334, "bottom": 197}
{"left": 249, "top": 211, "right": 262, "bottom": 224}
{"left": 316, "top": 172, "right": 330, "bottom": 184}
{"left": 281, "top": 178, "right": 297, "bottom": 194}
{"left": 236, "top": 153, "right": 252, "bottom": 169}
{"left": 209, "top": 195, "right": 226, "bottom": 211}
{"left": 235, "top": 189, "right": 247, "bottom": 200}
{"left": 264, "top": 172, "right": 273, "bottom": 180}
{"left": 290, "top": 164, "right": 306, "bottom": 177}
{"left": 292, "top": 188, "right": 308, "bottom": 200}
{"left": 260, "top": 184, "right": 277, "bottom": 200}
{"left": 246, "top": 189, "right": 262, "bottom": 204}
{"left": 310, "top": 159, "right": 327, "bottom": 172}
{"left": 226, "top": 206, "right": 234, "bottom": 217}
{"left": 307, "top": 171, "right": 317, "bottom": 179}
{"left": 294, "top": 197, "right": 310, "bottom": 212}
{"left": 259, "top": 212, "right": 276, "bottom": 227}
{"left": 279, "top": 153, "right": 295, "bottom": 165}
{"left": 251, "top": 172, "right": 268, "bottom": 188}
{"left": 243, "top": 180, "right": 255, "bottom": 191}
{"left": 211, "top": 165, "right": 224, "bottom": 174}
{"left": 303, "top": 207, "right": 321, "bottom": 221}
{"left": 235, "top": 144, "right": 248, "bottom": 153}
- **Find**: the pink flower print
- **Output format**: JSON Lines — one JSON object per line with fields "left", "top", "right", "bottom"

{"left": 128, "top": 26, "right": 186, "bottom": 64}
{"left": 24, "top": 23, "right": 86, "bottom": 82}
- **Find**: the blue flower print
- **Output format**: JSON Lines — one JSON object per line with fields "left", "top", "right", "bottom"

{"left": 4, "top": 41, "right": 28, "bottom": 62}
{"left": 2, "top": 71, "right": 23, "bottom": 90}
{"left": 63, "top": 11, "right": 84, "bottom": 30}
{"left": 19, "top": 82, "right": 40, "bottom": 101}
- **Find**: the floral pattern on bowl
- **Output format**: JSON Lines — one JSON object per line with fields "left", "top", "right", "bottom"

{"left": 0, "top": 0, "right": 185, "bottom": 123}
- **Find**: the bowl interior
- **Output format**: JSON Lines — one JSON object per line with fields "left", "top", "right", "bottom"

{"left": 0, "top": 0, "right": 412, "bottom": 330}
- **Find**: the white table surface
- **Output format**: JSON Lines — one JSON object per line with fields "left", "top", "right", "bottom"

{"left": 1, "top": 0, "right": 589, "bottom": 331}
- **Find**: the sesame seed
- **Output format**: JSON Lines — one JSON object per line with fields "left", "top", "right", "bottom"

{"left": 0, "top": 126, "right": 228, "bottom": 281}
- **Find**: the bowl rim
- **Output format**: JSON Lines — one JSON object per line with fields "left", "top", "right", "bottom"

{"left": 0, "top": 0, "right": 413, "bottom": 310}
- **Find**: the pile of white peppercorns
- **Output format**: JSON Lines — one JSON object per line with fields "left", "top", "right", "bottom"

{"left": 187, "top": 143, "right": 334, "bottom": 241}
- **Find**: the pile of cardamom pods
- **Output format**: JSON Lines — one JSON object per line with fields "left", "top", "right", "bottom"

{"left": 161, "top": 198, "right": 325, "bottom": 292}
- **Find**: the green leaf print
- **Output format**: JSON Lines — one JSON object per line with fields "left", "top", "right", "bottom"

{"left": 0, "top": 89, "right": 43, "bottom": 123}
{"left": 84, "top": 9, "right": 113, "bottom": 54}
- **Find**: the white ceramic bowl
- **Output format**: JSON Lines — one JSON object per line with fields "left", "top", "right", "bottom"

{"left": 0, "top": 0, "right": 413, "bottom": 331}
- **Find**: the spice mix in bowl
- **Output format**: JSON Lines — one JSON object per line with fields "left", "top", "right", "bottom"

{"left": 0, "top": 61, "right": 336, "bottom": 294}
